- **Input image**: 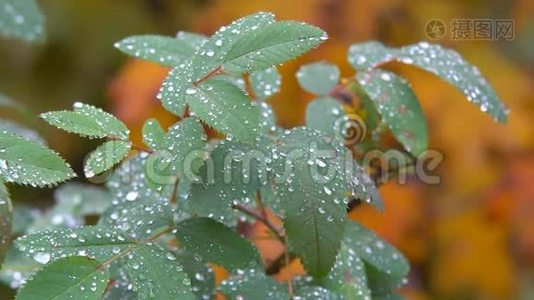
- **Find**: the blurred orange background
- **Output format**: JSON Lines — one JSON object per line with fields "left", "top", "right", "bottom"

{"left": 1, "top": 0, "right": 533, "bottom": 299}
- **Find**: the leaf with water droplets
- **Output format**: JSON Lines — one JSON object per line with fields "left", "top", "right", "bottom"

{"left": 311, "top": 223, "right": 375, "bottom": 299}
{"left": 297, "top": 62, "right": 340, "bottom": 95}
{"left": 185, "top": 138, "right": 266, "bottom": 225}
{"left": 190, "top": 12, "right": 276, "bottom": 79}
{"left": 295, "top": 286, "right": 343, "bottom": 299}
{"left": 347, "top": 157, "right": 383, "bottom": 211}
{"left": 106, "top": 154, "right": 175, "bottom": 205}
{"left": 173, "top": 250, "right": 215, "bottom": 299}
{"left": 142, "top": 118, "right": 166, "bottom": 150}
{"left": 16, "top": 256, "right": 109, "bottom": 300}
{"left": 292, "top": 224, "right": 377, "bottom": 298}
{"left": 84, "top": 140, "right": 131, "bottom": 178}
{"left": 0, "top": 120, "right": 45, "bottom": 145}
{"left": 0, "top": 131, "right": 75, "bottom": 187}
{"left": 114, "top": 32, "right": 206, "bottom": 67}
{"left": 158, "top": 118, "right": 206, "bottom": 175}
{"left": 0, "top": 0, "right": 44, "bottom": 42}
{"left": 27, "top": 183, "right": 112, "bottom": 233}
{"left": 160, "top": 12, "right": 276, "bottom": 116}
{"left": 186, "top": 79, "right": 261, "bottom": 144}
{"left": 219, "top": 268, "right": 289, "bottom": 299}
{"left": 0, "top": 181, "right": 11, "bottom": 264}
{"left": 345, "top": 221, "right": 409, "bottom": 295}
{"left": 270, "top": 128, "right": 348, "bottom": 277}
{"left": 158, "top": 63, "right": 191, "bottom": 117}
{"left": 347, "top": 41, "right": 392, "bottom": 70}
{"left": 223, "top": 21, "right": 327, "bottom": 73}
{"left": 356, "top": 69, "right": 428, "bottom": 156}
{"left": 41, "top": 102, "right": 130, "bottom": 139}
{"left": 174, "top": 217, "right": 260, "bottom": 270}
{"left": 348, "top": 41, "right": 508, "bottom": 123}
{"left": 0, "top": 247, "right": 41, "bottom": 289}
{"left": 122, "top": 245, "right": 195, "bottom": 300}
{"left": 305, "top": 97, "right": 347, "bottom": 143}
{"left": 16, "top": 226, "right": 136, "bottom": 263}
{"left": 257, "top": 101, "right": 277, "bottom": 134}
{"left": 99, "top": 198, "right": 173, "bottom": 241}
{"left": 250, "top": 67, "right": 281, "bottom": 99}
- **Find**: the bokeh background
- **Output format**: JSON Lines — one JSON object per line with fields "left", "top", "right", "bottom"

{"left": 1, "top": 0, "right": 533, "bottom": 299}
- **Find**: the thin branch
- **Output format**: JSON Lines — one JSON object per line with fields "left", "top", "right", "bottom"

{"left": 231, "top": 203, "right": 284, "bottom": 243}
{"left": 284, "top": 236, "right": 294, "bottom": 298}
{"left": 169, "top": 178, "right": 180, "bottom": 204}
{"left": 193, "top": 65, "right": 224, "bottom": 86}
{"left": 130, "top": 143, "right": 154, "bottom": 154}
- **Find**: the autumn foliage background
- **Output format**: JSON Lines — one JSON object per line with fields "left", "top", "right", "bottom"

{"left": 1, "top": 0, "right": 533, "bottom": 299}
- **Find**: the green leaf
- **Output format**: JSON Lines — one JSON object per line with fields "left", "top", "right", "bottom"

{"left": 297, "top": 62, "right": 340, "bottom": 95}
{"left": 348, "top": 41, "right": 508, "bottom": 123}
{"left": 347, "top": 41, "right": 391, "bottom": 70}
{"left": 305, "top": 97, "right": 348, "bottom": 143}
{"left": 158, "top": 64, "right": 191, "bottom": 117}
{"left": 173, "top": 250, "right": 215, "bottom": 299}
{"left": 356, "top": 69, "right": 428, "bottom": 156}
{"left": 114, "top": 32, "right": 206, "bottom": 67}
{"left": 27, "top": 183, "right": 112, "bottom": 233}
{"left": 316, "top": 249, "right": 371, "bottom": 299}
{"left": 159, "top": 117, "right": 206, "bottom": 175}
{"left": 223, "top": 21, "right": 327, "bottom": 73}
{"left": 186, "top": 79, "right": 261, "bottom": 144}
{"left": 16, "top": 256, "right": 109, "bottom": 300}
{"left": 106, "top": 154, "right": 175, "bottom": 205}
{"left": 271, "top": 128, "right": 348, "bottom": 277}
{"left": 345, "top": 221, "right": 409, "bottom": 295}
{"left": 174, "top": 217, "right": 260, "bottom": 270}
{"left": 219, "top": 268, "right": 288, "bottom": 299}
{"left": 347, "top": 158, "right": 383, "bottom": 211}
{"left": 0, "top": 247, "right": 41, "bottom": 289}
{"left": 15, "top": 225, "right": 195, "bottom": 299}
{"left": 0, "top": 0, "right": 44, "bottom": 42}
{"left": 54, "top": 183, "right": 112, "bottom": 217}
{"left": 159, "top": 12, "right": 275, "bottom": 117}
{"left": 84, "top": 140, "right": 131, "bottom": 178}
{"left": 0, "top": 131, "right": 75, "bottom": 187}
{"left": 142, "top": 118, "right": 166, "bottom": 150}
{"left": 16, "top": 226, "right": 137, "bottom": 263}
{"left": 250, "top": 67, "right": 281, "bottom": 99}
{"left": 258, "top": 101, "right": 277, "bottom": 133}
{"left": 0, "top": 181, "right": 11, "bottom": 264}
{"left": 0, "top": 120, "right": 45, "bottom": 145}
{"left": 296, "top": 286, "right": 342, "bottom": 299}
{"left": 41, "top": 102, "right": 130, "bottom": 139}
{"left": 314, "top": 225, "right": 374, "bottom": 299}
{"left": 185, "top": 138, "right": 265, "bottom": 225}
{"left": 122, "top": 245, "right": 195, "bottom": 300}
{"left": 99, "top": 198, "right": 173, "bottom": 240}
{"left": 190, "top": 12, "right": 276, "bottom": 79}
